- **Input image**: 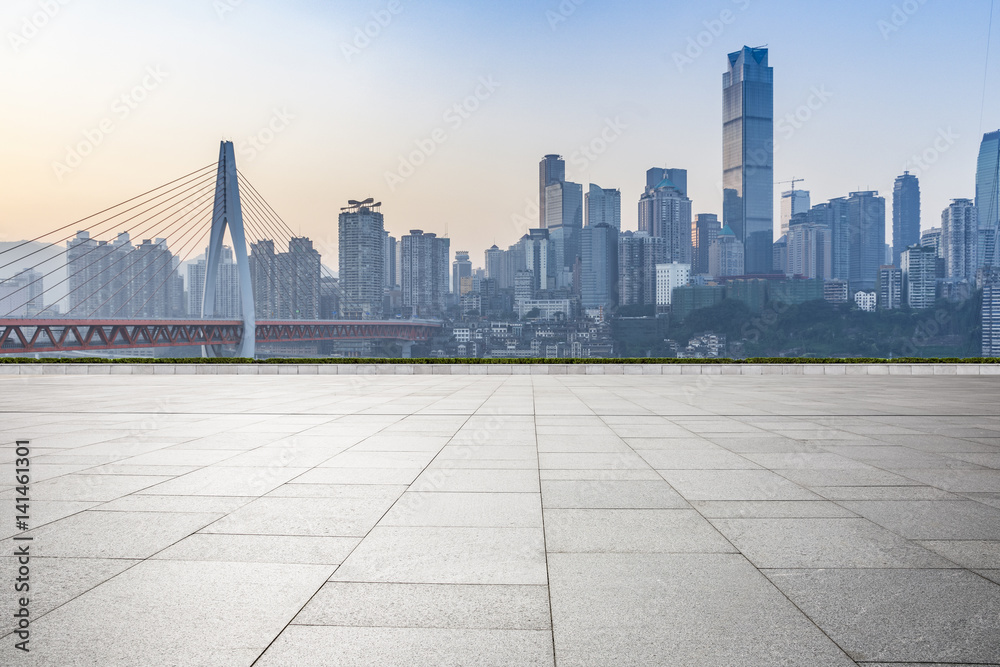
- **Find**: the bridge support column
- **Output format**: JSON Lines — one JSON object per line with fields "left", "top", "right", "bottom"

{"left": 202, "top": 141, "right": 256, "bottom": 359}
{"left": 401, "top": 342, "right": 414, "bottom": 359}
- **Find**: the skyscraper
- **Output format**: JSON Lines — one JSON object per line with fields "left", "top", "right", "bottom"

{"left": 780, "top": 189, "right": 810, "bottom": 238}
{"left": 708, "top": 225, "right": 745, "bottom": 278}
{"left": 692, "top": 214, "right": 721, "bottom": 276}
{"left": 942, "top": 198, "right": 978, "bottom": 283}
{"left": 877, "top": 265, "right": 902, "bottom": 310}
{"left": 976, "top": 131, "right": 1000, "bottom": 270}
{"left": 539, "top": 154, "right": 566, "bottom": 227}
{"left": 618, "top": 231, "right": 667, "bottom": 307}
{"left": 982, "top": 271, "right": 1000, "bottom": 357}
{"left": 544, "top": 181, "right": 583, "bottom": 286}
{"left": 786, "top": 216, "right": 832, "bottom": 280}
{"left": 452, "top": 250, "right": 472, "bottom": 296}
{"left": 847, "top": 191, "right": 886, "bottom": 292}
{"left": 579, "top": 223, "right": 618, "bottom": 311}
{"left": 892, "top": 171, "right": 921, "bottom": 268}
{"left": 338, "top": 200, "right": 385, "bottom": 320}
{"left": 638, "top": 170, "right": 692, "bottom": 265}
{"left": 723, "top": 46, "right": 774, "bottom": 274}
{"left": 484, "top": 245, "right": 503, "bottom": 281}
{"left": 901, "top": 244, "right": 937, "bottom": 310}
{"left": 585, "top": 184, "right": 622, "bottom": 231}
{"left": 399, "top": 230, "right": 450, "bottom": 317}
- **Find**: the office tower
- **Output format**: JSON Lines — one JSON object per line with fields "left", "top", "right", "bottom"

{"left": 655, "top": 262, "right": 691, "bottom": 309}
{"left": 708, "top": 225, "right": 745, "bottom": 278}
{"left": 692, "top": 214, "right": 721, "bottom": 275}
{"left": 539, "top": 154, "right": 566, "bottom": 226}
{"left": 806, "top": 199, "right": 851, "bottom": 282}
{"left": 645, "top": 168, "right": 688, "bottom": 197}
{"left": 638, "top": 172, "right": 692, "bottom": 264}
{"left": 780, "top": 189, "right": 810, "bottom": 237}
{"left": 452, "top": 251, "right": 472, "bottom": 295}
{"left": 942, "top": 199, "right": 978, "bottom": 282}
{"left": 983, "top": 271, "right": 1000, "bottom": 357}
{"left": 877, "top": 265, "right": 903, "bottom": 310}
{"left": 580, "top": 223, "right": 618, "bottom": 311}
{"left": 847, "top": 191, "right": 886, "bottom": 292}
{"left": 545, "top": 181, "right": 583, "bottom": 283}
{"left": 523, "top": 228, "right": 554, "bottom": 293}
{"left": 773, "top": 235, "right": 788, "bottom": 274}
{"left": 892, "top": 171, "right": 921, "bottom": 267}
{"left": 901, "top": 244, "right": 937, "bottom": 309}
{"left": 384, "top": 233, "right": 397, "bottom": 289}
{"left": 586, "top": 184, "right": 622, "bottom": 231}
{"left": 338, "top": 200, "right": 385, "bottom": 320}
{"left": 618, "top": 231, "right": 667, "bottom": 306}
{"left": 786, "top": 215, "right": 832, "bottom": 280}
{"left": 723, "top": 46, "right": 774, "bottom": 274}
{"left": 399, "top": 230, "right": 449, "bottom": 317}
{"left": 976, "top": 131, "right": 1000, "bottom": 270}
{"left": 514, "top": 270, "right": 534, "bottom": 303}
{"left": 485, "top": 245, "right": 503, "bottom": 281}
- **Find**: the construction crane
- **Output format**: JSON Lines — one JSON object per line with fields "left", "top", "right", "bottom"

{"left": 775, "top": 177, "right": 805, "bottom": 193}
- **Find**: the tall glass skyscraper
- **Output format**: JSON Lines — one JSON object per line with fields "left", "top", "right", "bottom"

{"left": 976, "top": 131, "right": 1000, "bottom": 270}
{"left": 723, "top": 46, "right": 774, "bottom": 275}
{"left": 892, "top": 171, "right": 921, "bottom": 268}
{"left": 539, "top": 154, "right": 566, "bottom": 228}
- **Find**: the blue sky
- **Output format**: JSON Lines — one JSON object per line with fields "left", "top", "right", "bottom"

{"left": 0, "top": 0, "right": 996, "bottom": 266}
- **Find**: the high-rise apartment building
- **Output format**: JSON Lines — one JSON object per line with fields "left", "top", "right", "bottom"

{"left": 0, "top": 269, "right": 43, "bottom": 317}
{"left": 892, "top": 171, "right": 921, "bottom": 267}
{"left": 692, "top": 214, "right": 721, "bottom": 276}
{"left": 618, "top": 231, "right": 667, "bottom": 307}
{"left": 786, "top": 215, "right": 832, "bottom": 280}
{"left": 655, "top": 262, "right": 691, "bottom": 309}
{"left": 485, "top": 245, "right": 503, "bottom": 281}
{"left": 780, "top": 189, "right": 810, "bottom": 238}
{"left": 384, "top": 233, "right": 397, "bottom": 290}
{"left": 723, "top": 46, "right": 774, "bottom": 274}
{"left": 580, "top": 223, "right": 618, "bottom": 311}
{"left": 190, "top": 245, "right": 241, "bottom": 318}
{"left": 877, "top": 265, "right": 902, "bottom": 310}
{"left": 638, "top": 171, "right": 692, "bottom": 265}
{"left": 539, "top": 154, "right": 566, "bottom": 227}
{"left": 250, "top": 238, "right": 322, "bottom": 320}
{"left": 399, "top": 230, "right": 450, "bottom": 317}
{"left": 847, "top": 191, "right": 886, "bottom": 292}
{"left": 942, "top": 199, "right": 978, "bottom": 283}
{"left": 452, "top": 251, "right": 472, "bottom": 296}
{"left": 585, "top": 184, "right": 622, "bottom": 231}
{"left": 976, "top": 131, "right": 1000, "bottom": 270}
{"left": 338, "top": 200, "right": 385, "bottom": 320}
{"left": 708, "top": 225, "right": 745, "bottom": 278}
{"left": 901, "top": 244, "right": 937, "bottom": 310}
{"left": 983, "top": 271, "right": 1000, "bottom": 357}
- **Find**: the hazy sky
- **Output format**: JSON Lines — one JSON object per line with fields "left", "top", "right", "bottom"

{"left": 1, "top": 0, "right": 997, "bottom": 269}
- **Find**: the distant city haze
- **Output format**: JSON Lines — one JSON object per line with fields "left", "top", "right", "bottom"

{"left": 0, "top": 0, "right": 996, "bottom": 269}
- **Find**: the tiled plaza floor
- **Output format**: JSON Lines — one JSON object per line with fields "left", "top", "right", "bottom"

{"left": 1, "top": 373, "right": 999, "bottom": 666}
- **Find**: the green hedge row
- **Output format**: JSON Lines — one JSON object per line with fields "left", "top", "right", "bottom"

{"left": 0, "top": 357, "right": 997, "bottom": 365}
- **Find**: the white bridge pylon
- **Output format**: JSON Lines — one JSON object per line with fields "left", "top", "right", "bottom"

{"left": 202, "top": 141, "right": 256, "bottom": 358}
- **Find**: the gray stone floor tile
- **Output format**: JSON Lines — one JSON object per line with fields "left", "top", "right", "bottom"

{"left": 548, "top": 553, "right": 856, "bottom": 666}
{"left": 19, "top": 560, "right": 332, "bottom": 667}
{"left": 12, "top": 473, "right": 173, "bottom": 502}
{"left": 153, "top": 533, "right": 359, "bottom": 565}
{"left": 812, "top": 485, "right": 962, "bottom": 501}
{"left": 538, "top": 469, "right": 663, "bottom": 481}
{"left": 711, "top": 518, "right": 955, "bottom": 568}
{"left": 658, "top": 469, "right": 820, "bottom": 501}
{"left": 204, "top": 496, "right": 394, "bottom": 537}
{"left": 638, "top": 449, "right": 760, "bottom": 469}
{"left": 292, "top": 466, "right": 423, "bottom": 485}
{"left": 915, "top": 540, "right": 1000, "bottom": 569}
{"left": 381, "top": 492, "right": 541, "bottom": 527}
{"left": 412, "top": 468, "right": 539, "bottom": 493}
{"left": 1, "top": 509, "right": 221, "bottom": 559}
{"left": 690, "top": 500, "right": 858, "bottom": 518}
{"left": 0, "top": 500, "right": 97, "bottom": 538}
{"left": 765, "top": 569, "right": 1000, "bottom": 663}
{"left": 538, "top": 452, "right": 650, "bottom": 470}
{"left": 544, "top": 509, "right": 735, "bottom": 553}
{"left": 839, "top": 500, "right": 1000, "bottom": 540}
{"left": 0, "top": 556, "right": 139, "bottom": 621}
{"left": 541, "top": 480, "right": 689, "bottom": 509}
{"left": 892, "top": 468, "right": 1000, "bottom": 492}
{"left": 255, "top": 626, "right": 555, "bottom": 667}
{"left": 331, "top": 526, "right": 547, "bottom": 585}
{"left": 136, "top": 466, "right": 308, "bottom": 496}
{"left": 293, "top": 582, "right": 551, "bottom": 629}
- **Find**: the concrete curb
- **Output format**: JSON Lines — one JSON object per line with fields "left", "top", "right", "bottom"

{"left": 0, "top": 364, "right": 997, "bottom": 376}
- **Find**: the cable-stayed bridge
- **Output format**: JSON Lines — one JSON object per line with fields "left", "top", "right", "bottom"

{"left": 0, "top": 142, "right": 440, "bottom": 357}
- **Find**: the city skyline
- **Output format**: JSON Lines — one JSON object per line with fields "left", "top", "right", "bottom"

{"left": 1, "top": 1, "right": 997, "bottom": 269}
